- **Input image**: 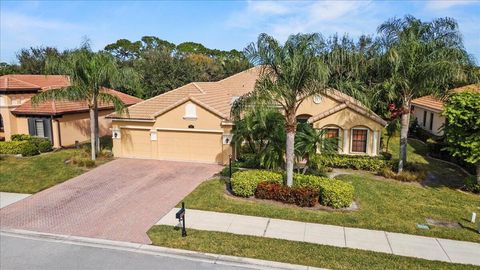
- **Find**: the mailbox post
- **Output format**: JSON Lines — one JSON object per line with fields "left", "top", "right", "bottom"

{"left": 176, "top": 202, "right": 187, "bottom": 237}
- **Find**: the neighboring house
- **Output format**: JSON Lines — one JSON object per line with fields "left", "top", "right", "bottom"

{"left": 0, "top": 74, "right": 142, "bottom": 147}
{"left": 411, "top": 84, "right": 479, "bottom": 136}
{"left": 108, "top": 66, "right": 387, "bottom": 165}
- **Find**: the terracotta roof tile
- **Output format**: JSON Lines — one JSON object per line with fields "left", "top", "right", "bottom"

{"left": 108, "top": 66, "right": 384, "bottom": 124}
{"left": 0, "top": 75, "right": 70, "bottom": 91}
{"left": 411, "top": 84, "right": 480, "bottom": 112}
{"left": 12, "top": 88, "right": 142, "bottom": 116}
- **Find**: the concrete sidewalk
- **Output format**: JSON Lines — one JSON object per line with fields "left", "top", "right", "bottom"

{"left": 157, "top": 208, "right": 480, "bottom": 266}
{"left": 0, "top": 192, "right": 31, "bottom": 208}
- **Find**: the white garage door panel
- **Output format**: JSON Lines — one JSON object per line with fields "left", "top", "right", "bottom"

{"left": 157, "top": 131, "right": 222, "bottom": 163}
{"left": 120, "top": 129, "right": 151, "bottom": 159}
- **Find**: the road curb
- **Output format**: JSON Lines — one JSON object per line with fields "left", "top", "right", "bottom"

{"left": 1, "top": 229, "right": 327, "bottom": 270}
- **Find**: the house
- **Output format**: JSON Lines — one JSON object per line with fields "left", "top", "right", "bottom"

{"left": 411, "top": 84, "right": 479, "bottom": 136}
{"left": 0, "top": 74, "right": 142, "bottom": 147}
{"left": 108, "top": 66, "right": 387, "bottom": 165}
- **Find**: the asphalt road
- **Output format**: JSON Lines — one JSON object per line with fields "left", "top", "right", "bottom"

{"left": 0, "top": 234, "right": 254, "bottom": 270}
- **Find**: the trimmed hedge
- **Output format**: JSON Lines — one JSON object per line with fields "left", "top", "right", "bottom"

{"left": 11, "top": 134, "right": 53, "bottom": 153}
{"left": 231, "top": 170, "right": 283, "bottom": 197}
{"left": 294, "top": 174, "right": 354, "bottom": 208}
{"left": 319, "top": 180, "right": 355, "bottom": 208}
{"left": 0, "top": 141, "right": 39, "bottom": 156}
{"left": 318, "top": 154, "right": 388, "bottom": 171}
{"left": 255, "top": 182, "right": 317, "bottom": 207}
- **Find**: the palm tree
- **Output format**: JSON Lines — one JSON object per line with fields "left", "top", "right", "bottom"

{"left": 377, "top": 15, "right": 473, "bottom": 172}
{"left": 32, "top": 47, "right": 139, "bottom": 160}
{"left": 295, "top": 123, "right": 338, "bottom": 174}
{"left": 232, "top": 106, "right": 286, "bottom": 170}
{"left": 236, "top": 33, "right": 329, "bottom": 186}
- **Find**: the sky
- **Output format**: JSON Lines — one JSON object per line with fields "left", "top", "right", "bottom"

{"left": 1, "top": 0, "right": 480, "bottom": 63}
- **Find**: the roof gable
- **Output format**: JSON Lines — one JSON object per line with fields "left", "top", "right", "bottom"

{"left": 0, "top": 75, "right": 70, "bottom": 91}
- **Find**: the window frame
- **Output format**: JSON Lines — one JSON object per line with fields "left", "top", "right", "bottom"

{"left": 350, "top": 127, "right": 369, "bottom": 154}
{"left": 423, "top": 110, "right": 427, "bottom": 127}
{"left": 183, "top": 103, "right": 197, "bottom": 119}
{"left": 323, "top": 127, "right": 341, "bottom": 153}
{"left": 429, "top": 112, "right": 434, "bottom": 131}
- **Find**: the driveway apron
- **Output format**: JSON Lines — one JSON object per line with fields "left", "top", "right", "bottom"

{"left": 0, "top": 159, "right": 221, "bottom": 244}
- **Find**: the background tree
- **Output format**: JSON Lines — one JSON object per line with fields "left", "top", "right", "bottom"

{"left": 443, "top": 91, "right": 480, "bottom": 184}
{"left": 32, "top": 46, "right": 139, "bottom": 160}
{"left": 376, "top": 15, "right": 473, "bottom": 172}
{"left": 16, "top": 46, "right": 67, "bottom": 74}
{"left": 238, "top": 33, "right": 329, "bottom": 186}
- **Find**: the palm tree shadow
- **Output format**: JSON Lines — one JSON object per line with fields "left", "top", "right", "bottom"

{"left": 406, "top": 139, "right": 467, "bottom": 189}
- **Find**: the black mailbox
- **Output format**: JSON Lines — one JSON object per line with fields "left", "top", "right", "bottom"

{"left": 176, "top": 202, "right": 187, "bottom": 237}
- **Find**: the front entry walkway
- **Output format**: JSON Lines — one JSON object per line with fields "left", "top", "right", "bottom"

{"left": 158, "top": 208, "right": 480, "bottom": 266}
{"left": 0, "top": 159, "right": 221, "bottom": 244}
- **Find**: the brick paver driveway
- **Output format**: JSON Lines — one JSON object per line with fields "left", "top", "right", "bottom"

{"left": 0, "top": 159, "right": 221, "bottom": 244}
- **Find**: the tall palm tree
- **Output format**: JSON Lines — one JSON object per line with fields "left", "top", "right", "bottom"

{"left": 236, "top": 33, "right": 329, "bottom": 186}
{"left": 377, "top": 15, "right": 473, "bottom": 172}
{"left": 32, "top": 47, "right": 139, "bottom": 160}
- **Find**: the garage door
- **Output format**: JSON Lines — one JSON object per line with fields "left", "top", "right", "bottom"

{"left": 157, "top": 131, "right": 222, "bottom": 164}
{"left": 120, "top": 129, "right": 152, "bottom": 159}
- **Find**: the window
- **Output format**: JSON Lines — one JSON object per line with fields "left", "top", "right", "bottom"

{"left": 423, "top": 111, "right": 427, "bottom": 127}
{"left": 429, "top": 112, "right": 434, "bottom": 131}
{"left": 0, "top": 114, "right": 3, "bottom": 132}
{"left": 325, "top": 128, "right": 339, "bottom": 139}
{"left": 351, "top": 129, "right": 368, "bottom": 153}
{"left": 323, "top": 128, "right": 340, "bottom": 152}
{"left": 35, "top": 119, "right": 45, "bottom": 137}
{"left": 184, "top": 103, "right": 197, "bottom": 118}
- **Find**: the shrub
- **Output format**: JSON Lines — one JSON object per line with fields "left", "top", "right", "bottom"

{"left": 220, "top": 166, "right": 240, "bottom": 177}
{"left": 318, "top": 154, "right": 388, "bottom": 171}
{"left": 255, "top": 182, "right": 317, "bottom": 207}
{"left": 378, "top": 167, "right": 426, "bottom": 182}
{"left": 319, "top": 180, "right": 355, "bottom": 209}
{"left": 0, "top": 141, "right": 39, "bottom": 156}
{"left": 231, "top": 170, "right": 282, "bottom": 197}
{"left": 10, "top": 134, "right": 53, "bottom": 153}
{"left": 11, "top": 134, "right": 32, "bottom": 141}
{"left": 236, "top": 153, "right": 261, "bottom": 169}
{"left": 464, "top": 176, "right": 480, "bottom": 194}
{"left": 293, "top": 174, "right": 355, "bottom": 208}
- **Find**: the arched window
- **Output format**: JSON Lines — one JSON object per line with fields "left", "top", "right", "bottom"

{"left": 296, "top": 114, "right": 312, "bottom": 124}
{"left": 184, "top": 103, "right": 197, "bottom": 118}
{"left": 350, "top": 127, "right": 370, "bottom": 153}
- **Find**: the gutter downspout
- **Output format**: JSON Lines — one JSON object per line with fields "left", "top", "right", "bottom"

{"left": 55, "top": 118, "right": 62, "bottom": 147}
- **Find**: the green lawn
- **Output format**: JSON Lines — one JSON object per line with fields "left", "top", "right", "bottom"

{"left": 148, "top": 225, "right": 478, "bottom": 270}
{"left": 388, "top": 136, "right": 469, "bottom": 187}
{"left": 0, "top": 149, "right": 110, "bottom": 193}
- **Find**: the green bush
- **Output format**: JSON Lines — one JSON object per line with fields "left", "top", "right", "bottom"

{"left": 318, "top": 154, "right": 388, "bottom": 171}
{"left": 293, "top": 174, "right": 330, "bottom": 191}
{"left": 11, "top": 134, "right": 32, "bottom": 141}
{"left": 319, "top": 180, "right": 355, "bottom": 209}
{"left": 10, "top": 134, "right": 53, "bottom": 153}
{"left": 294, "top": 174, "right": 355, "bottom": 209}
{"left": 0, "top": 141, "right": 39, "bottom": 156}
{"left": 220, "top": 166, "right": 241, "bottom": 177}
{"left": 231, "top": 170, "right": 283, "bottom": 197}
{"left": 464, "top": 176, "right": 480, "bottom": 194}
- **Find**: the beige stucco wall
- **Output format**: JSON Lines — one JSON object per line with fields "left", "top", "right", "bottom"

{"left": 55, "top": 110, "right": 112, "bottom": 147}
{"left": 112, "top": 94, "right": 385, "bottom": 163}
{"left": 312, "top": 108, "right": 384, "bottom": 155}
{"left": 412, "top": 106, "right": 444, "bottom": 136}
{"left": 0, "top": 93, "right": 35, "bottom": 140}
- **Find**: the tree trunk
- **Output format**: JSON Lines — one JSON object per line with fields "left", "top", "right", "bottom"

{"left": 476, "top": 162, "right": 480, "bottom": 185}
{"left": 398, "top": 104, "right": 410, "bottom": 173}
{"left": 285, "top": 110, "right": 297, "bottom": 187}
{"left": 94, "top": 105, "right": 100, "bottom": 153}
{"left": 89, "top": 107, "right": 96, "bottom": 161}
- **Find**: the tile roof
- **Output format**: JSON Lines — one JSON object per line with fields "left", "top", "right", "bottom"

{"left": 12, "top": 88, "right": 142, "bottom": 116}
{"left": 411, "top": 84, "right": 480, "bottom": 112}
{"left": 0, "top": 75, "right": 70, "bottom": 91}
{"left": 108, "top": 66, "right": 384, "bottom": 124}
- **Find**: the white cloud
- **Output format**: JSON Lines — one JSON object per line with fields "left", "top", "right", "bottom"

{"left": 2, "top": 12, "right": 79, "bottom": 32}
{"left": 426, "top": 0, "right": 479, "bottom": 10}
{"left": 226, "top": 1, "right": 374, "bottom": 42}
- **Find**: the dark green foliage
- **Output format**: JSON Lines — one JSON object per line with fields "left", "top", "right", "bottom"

{"left": 443, "top": 91, "right": 480, "bottom": 183}
{"left": 319, "top": 179, "right": 355, "bottom": 208}
{"left": 318, "top": 154, "right": 388, "bottom": 171}
{"left": 219, "top": 166, "right": 240, "bottom": 177}
{"left": 11, "top": 134, "right": 33, "bottom": 141}
{"left": 8, "top": 134, "right": 53, "bottom": 155}
{"left": 463, "top": 176, "right": 480, "bottom": 194}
